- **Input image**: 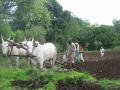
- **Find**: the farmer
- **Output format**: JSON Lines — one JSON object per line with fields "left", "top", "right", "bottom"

{"left": 100, "top": 47, "right": 105, "bottom": 57}
{"left": 75, "top": 42, "right": 80, "bottom": 61}
{"left": 63, "top": 50, "right": 68, "bottom": 62}
{"left": 66, "top": 39, "right": 76, "bottom": 63}
{"left": 79, "top": 44, "right": 85, "bottom": 62}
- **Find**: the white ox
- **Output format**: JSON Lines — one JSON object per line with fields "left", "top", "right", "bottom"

{"left": 24, "top": 39, "right": 57, "bottom": 68}
{"left": 1, "top": 36, "right": 27, "bottom": 68}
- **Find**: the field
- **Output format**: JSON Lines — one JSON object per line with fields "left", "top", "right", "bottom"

{"left": 0, "top": 50, "right": 120, "bottom": 90}
{"left": 63, "top": 50, "right": 120, "bottom": 79}
{"left": 56, "top": 50, "right": 120, "bottom": 90}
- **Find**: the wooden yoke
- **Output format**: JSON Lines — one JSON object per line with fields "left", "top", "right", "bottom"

{"left": 4, "top": 39, "right": 36, "bottom": 57}
{"left": 4, "top": 38, "right": 27, "bottom": 50}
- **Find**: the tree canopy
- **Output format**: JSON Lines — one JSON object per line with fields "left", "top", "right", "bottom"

{"left": 0, "top": 0, "right": 120, "bottom": 51}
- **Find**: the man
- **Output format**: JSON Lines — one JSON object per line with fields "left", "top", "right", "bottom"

{"left": 75, "top": 42, "right": 80, "bottom": 61}
{"left": 100, "top": 47, "right": 105, "bottom": 57}
{"left": 67, "top": 39, "right": 76, "bottom": 63}
{"left": 73, "top": 42, "right": 85, "bottom": 62}
{"left": 80, "top": 45, "right": 84, "bottom": 62}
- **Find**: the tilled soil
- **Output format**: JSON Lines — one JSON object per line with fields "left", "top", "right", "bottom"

{"left": 57, "top": 50, "right": 120, "bottom": 79}
{"left": 56, "top": 50, "right": 120, "bottom": 90}
{"left": 57, "top": 79, "right": 104, "bottom": 90}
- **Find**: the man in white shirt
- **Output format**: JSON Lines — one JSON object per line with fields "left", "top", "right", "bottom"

{"left": 100, "top": 47, "right": 105, "bottom": 57}
{"left": 67, "top": 39, "right": 76, "bottom": 63}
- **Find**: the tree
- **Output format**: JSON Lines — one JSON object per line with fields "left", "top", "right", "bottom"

{"left": 113, "top": 19, "right": 120, "bottom": 32}
{"left": 13, "top": 0, "right": 51, "bottom": 30}
{"left": 86, "top": 25, "right": 119, "bottom": 50}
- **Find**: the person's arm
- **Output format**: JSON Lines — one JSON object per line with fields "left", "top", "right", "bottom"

{"left": 72, "top": 43, "right": 76, "bottom": 52}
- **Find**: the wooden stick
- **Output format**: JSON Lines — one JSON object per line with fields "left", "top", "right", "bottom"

{"left": 4, "top": 39, "right": 27, "bottom": 50}
{"left": 7, "top": 55, "right": 36, "bottom": 57}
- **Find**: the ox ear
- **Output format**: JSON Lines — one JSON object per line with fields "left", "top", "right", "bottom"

{"left": 1, "top": 35, "right": 4, "bottom": 43}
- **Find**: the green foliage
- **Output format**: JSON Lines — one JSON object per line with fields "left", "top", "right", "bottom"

{"left": 47, "top": 0, "right": 63, "bottom": 18}
{"left": 74, "top": 25, "right": 120, "bottom": 50}
{"left": 0, "top": 0, "right": 120, "bottom": 52}
{"left": 23, "top": 26, "right": 46, "bottom": 42}
{"left": 99, "top": 79, "right": 120, "bottom": 89}
{"left": 13, "top": 0, "right": 51, "bottom": 30}
{"left": 46, "top": 81, "right": 56, "bottom": 90}
{"left": 113, "top": 19, "right": 120, "bottom": 32}
{"left": 0, "top": 67, "right": 29, "bottom": 90}
{"left": 0, "top": 23, "right": 14, "bottom": 38}
{"left": 14, "top": 30, "right": 24, "bottom": 42}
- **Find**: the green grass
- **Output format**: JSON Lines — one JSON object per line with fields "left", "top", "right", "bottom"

{"left": 0, "top": 67, "right": 29, "bottom": 90}
{"left": 0, "top": 67, "right": 120, "bottom": 90}
{"left": 99, "top": 79, "right": 120, "bottom": 89}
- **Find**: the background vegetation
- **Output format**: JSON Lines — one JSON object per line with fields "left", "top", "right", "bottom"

{"left": 1, "top": 0, "right": 120, "bottom": 51}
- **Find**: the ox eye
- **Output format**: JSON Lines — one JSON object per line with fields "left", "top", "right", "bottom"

{"left": 24, "top": 44, "right": 27, "bottom": 46}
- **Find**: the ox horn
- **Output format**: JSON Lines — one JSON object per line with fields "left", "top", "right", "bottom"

{"left": 8, "top": 37, "right": 11, "bottom": 40}
{"left": 32, "top": 37, "right": 34, "bottom": 42}
{"left": 24, "top": 37, "right": 27, "bottom": 41}
{"left": 1, "top": 35, "right": 4, "bottom": 42}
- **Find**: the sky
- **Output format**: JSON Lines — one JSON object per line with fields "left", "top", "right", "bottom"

{"left": 56, "top": 0, "right": 120, "bottom": 25}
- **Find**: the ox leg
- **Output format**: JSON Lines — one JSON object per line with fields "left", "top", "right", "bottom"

{"left": 52, "top": 56, "right": 56, "bottom": 67}
{"left": 28, "top": 57, "right": 31, "bottom": 65}
{"left": 16, "top": 57, "right": 19, "bottom": 69}
{"left": 39, "top": 60, "right": 44, "bottom": 69}
{"left": 49, "top": 59, "right": 53, "bottom": 66}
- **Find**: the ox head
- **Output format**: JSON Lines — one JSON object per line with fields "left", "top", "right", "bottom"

{"left": 23, "top": 37, "right": 39, "bottom": 54}
{"left": 1, "top": 36, "right": 10, "bottom": 56}
{"left": 19, "top": 38, "right": 27, "bottom": 48}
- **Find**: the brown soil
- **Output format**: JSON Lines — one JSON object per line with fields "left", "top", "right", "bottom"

{"left": 11, "top": 80, "right": 48, "bottom": 89}
{"left": 56, "top": 50, "right": 120, "bottom": 90}
{"left": 57, "top": 79, "right": 104, "bottom": 90}
{"left": 57, "top": 50, "right": 120, "bottom": 79}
